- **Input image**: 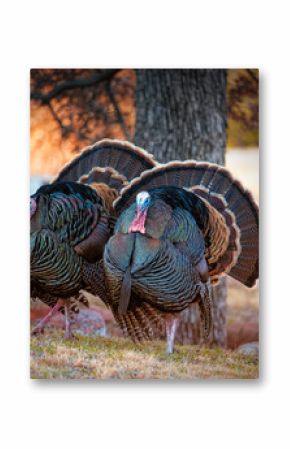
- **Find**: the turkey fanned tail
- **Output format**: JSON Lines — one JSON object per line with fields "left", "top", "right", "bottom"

{"left": 114, "top": 160, "right": 259, "bottom": 287}
{"left": 53, "top": 138, "right": 157, "bottom": 184}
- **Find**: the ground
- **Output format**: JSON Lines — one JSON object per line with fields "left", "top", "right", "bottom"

{"left": 30, "top": 330, "right": 258, "bottom": 380}
{"left": 30, "top": 279, "right": 259, "bottom": 380}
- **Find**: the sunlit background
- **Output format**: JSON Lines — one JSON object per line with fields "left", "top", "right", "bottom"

{"left": 30, "top": 69, "right": 258, "bottom": 198}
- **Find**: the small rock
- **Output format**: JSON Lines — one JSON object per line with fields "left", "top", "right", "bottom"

{"left": 227, "top": 321, "right": 259, "bottom": 349}
{"left": 72, "top": 309, "right": 107, "bottom": 337}
{"left": 237, "top": 341, "right": 259, "bottom": 357}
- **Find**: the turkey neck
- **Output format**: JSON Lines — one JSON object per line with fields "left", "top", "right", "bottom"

{"left": 129, "top": 206, "right": 148, "bottom": 234}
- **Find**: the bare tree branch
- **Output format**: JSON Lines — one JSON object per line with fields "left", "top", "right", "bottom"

{"left": 47, "top": 102, "right": 66, "bottom": 130}
{"left": 247, "top": 69, "right": 259, "bottom": 84}
{"left": 106, "top": 80, "right": 130, "bottom": 140}
{"left": 47, "top": 100, "right": 91, "bottom": 143}
{"left": 31, "top": 69, "right": 120, "bottom": 103}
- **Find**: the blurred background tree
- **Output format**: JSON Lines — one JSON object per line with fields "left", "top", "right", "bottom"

{"left": 227, "top": 69, "right": 258, "bottom": 147}
{"left": 30, "top": 69, "right": 135, "bottom": 174}
{"left": 30, "top": 68, "right": 258, "bottom": 176}
{"left": 30, "top": 68, "right": 259, "bottom": 347}
{"left": 134, "top": 69, "right": 228, "bottom": 346}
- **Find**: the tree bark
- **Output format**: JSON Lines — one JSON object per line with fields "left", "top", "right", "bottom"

{"left": 134, "top": 69, "right": 228, "bottom": 347}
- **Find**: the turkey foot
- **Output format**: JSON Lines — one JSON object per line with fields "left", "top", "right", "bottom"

{"left": 32, "top": 299, "right": 64, "bottom": 335}
{"left": 165, "top": 315, "right": 179, "bottom": 355}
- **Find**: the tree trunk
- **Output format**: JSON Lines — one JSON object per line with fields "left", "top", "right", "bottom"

{"left": 134, "top": 69, "right": 228, "bottom": 347}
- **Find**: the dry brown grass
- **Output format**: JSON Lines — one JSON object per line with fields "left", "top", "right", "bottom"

{"left": 31, "top": 330, "right": 258, "bottom": 380}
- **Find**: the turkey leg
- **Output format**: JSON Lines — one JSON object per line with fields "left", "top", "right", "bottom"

{"left": 165, "top": 315, "right": 179, "bottom": 354}
{"left": 64, "top": 302, "right": 74, "bottom": 339}
{"left": 32, "top": 299, "right": 65, "bottom": 335}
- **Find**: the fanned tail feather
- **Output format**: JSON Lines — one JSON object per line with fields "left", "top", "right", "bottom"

{"left": 114, "top": 160, "right": 259, "bottom": 287}
{"left": 79, "top": 166, "right": 128, "bottom": 191}
{"left": 53, "top": 139, "right": 157, "bottom": 184}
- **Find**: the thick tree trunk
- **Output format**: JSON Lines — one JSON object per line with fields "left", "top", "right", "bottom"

{"left": 134, "top": 69, "right": 228, "bottom": 347}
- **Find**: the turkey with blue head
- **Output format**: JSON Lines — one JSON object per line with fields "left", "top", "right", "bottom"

{"left": 103, "top": 160, "right": 259, "bottom": 354}
{"left": 30, "top": 139, "right": 156, "bottom": 337}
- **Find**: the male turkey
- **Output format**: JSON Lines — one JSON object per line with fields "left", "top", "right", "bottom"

{"left": 102, "top": 161, "right": 259, "bottom": 354}
{"left": 30, "top": 139, "right": 156, "bottom": 337}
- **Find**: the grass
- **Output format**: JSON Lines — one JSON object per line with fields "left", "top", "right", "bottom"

{"left": 30, "top": 329, "right": 258, "bottom": 380}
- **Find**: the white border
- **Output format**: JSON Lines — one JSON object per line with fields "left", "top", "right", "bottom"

{"left": 0, "top": 1, "right": 288, "bottom": 447}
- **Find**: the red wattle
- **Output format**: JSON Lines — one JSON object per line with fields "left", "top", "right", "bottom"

{"left": 129, "top": 208, "right": 147, "bottom": 234}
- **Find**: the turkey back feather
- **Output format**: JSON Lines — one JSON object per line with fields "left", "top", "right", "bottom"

{"left": 118, "top": 266, "right": 132, "bottom": 314}
{"left": 114, "top": 160, "right": 259, "bottom": 287}
{"left": 114, "top": 302, "right": 164, "bottom": 342}
{"left": 30, "top": 140, "right": 157, "bottom": 332}
{"left": 53, "top": 139, "right": 157, "bottom": 185}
